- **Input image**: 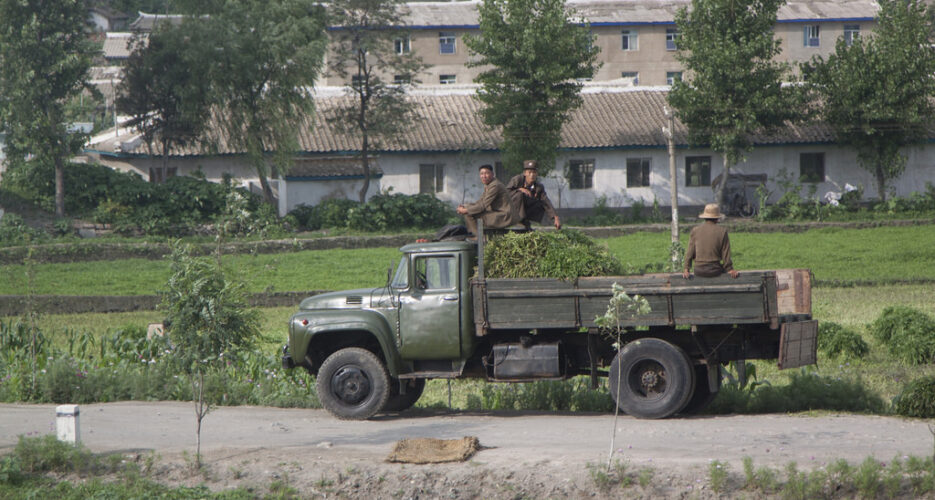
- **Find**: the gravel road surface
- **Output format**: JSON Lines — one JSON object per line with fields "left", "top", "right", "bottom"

{"left": 2, "top": 402, "right": 931, "bottom": 498}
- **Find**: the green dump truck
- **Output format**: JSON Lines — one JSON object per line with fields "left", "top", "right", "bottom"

{"left": 282, "top": 236, "right": 817, "bottom": 420}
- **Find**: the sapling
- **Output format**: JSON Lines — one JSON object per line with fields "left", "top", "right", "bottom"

{"left": 595, "top": 283, "right": 650, "bottom": 470}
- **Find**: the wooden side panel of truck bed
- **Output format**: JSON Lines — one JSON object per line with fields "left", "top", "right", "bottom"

{"left": 472, "top": 271, "right": 795, "bottom": 335}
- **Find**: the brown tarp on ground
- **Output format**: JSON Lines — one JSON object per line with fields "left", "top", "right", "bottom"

{"left": 386, "top": 436, "right": 481, "bottom": 464}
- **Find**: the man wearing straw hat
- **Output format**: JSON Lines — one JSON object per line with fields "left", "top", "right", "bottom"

{"left": 682, "top": 203, "right": 739, "bottom": 279}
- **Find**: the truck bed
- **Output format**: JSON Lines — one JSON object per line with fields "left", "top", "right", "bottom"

{"left": 471, "top": 269, "right": 812, "bottom": 335}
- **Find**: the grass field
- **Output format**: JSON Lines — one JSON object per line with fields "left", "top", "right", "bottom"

{"left": 2, "top": 225, "right": 934, "bottom": 295}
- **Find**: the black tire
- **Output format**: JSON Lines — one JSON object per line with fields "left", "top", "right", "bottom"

{"left": 316, "top": 348, "right": 390, "bottom": 420}
{"left": 679, "top": 364, "right": 721, "bottom": 415}
{"left": 383, "top": 378, "right": 426, "bottom": 412}
{"left": 608, "top": 338, "right": 695, "bottom": 419}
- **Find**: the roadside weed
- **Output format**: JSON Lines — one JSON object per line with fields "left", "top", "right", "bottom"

{"left": 708, "top": 460, "right": 729, "bottom": 493}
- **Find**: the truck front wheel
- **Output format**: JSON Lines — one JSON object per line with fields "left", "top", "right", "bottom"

{"left": 609, "top": 338, "right": 695, "bottom": 419}
{"left": 316, "top": 348, "right": 390, "bottom": 420}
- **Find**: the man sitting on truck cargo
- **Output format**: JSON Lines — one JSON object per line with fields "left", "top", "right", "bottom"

{"left": 507, "top": 160, "right": 561, "bottom": 230}
{"left": 456, "top": 164, "right": 516, "bottom": 237}
{"left": 682, "top": 203, "right": 739, "bottom": 279}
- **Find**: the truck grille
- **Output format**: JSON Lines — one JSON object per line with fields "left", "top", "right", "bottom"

{"left": 346, "top": 296, "right": 363, "bottom": 305}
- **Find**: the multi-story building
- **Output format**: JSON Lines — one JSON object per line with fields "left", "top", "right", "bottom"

{"left": 321, "top": 0, "right": 879, "bottom": 87}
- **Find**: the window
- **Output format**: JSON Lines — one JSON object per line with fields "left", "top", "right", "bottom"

{"left": 414, "top": 256, "right": 457, "bottom": 290}
{"left": 439, "top": 32, "right": 456, "bottom": 54}
{"left": 394, "top": 36, "right": 410, "bottom": 54}
{"left": 621, "top": 29, "right": 638, "bottom": 51}
{"left": 804, "top": 25, "right": 820, "bottom": 47}
{"left": 567, "top": 159, "right": 594, "bottom": 190}
{"left": 685, "top": 156, "right": 711, "bottom": 187}
{"left": 493, "top": 161, "right": 507, "bottom": 181}
{"left": 844, "top": 24, "right": 860, "bottom": 46}
{"left": 626, "top": 158, "right": 651, "bottom": 187}
{"left": 666, "top": 28, "right": 679, "bottom": 51}
{"left": 439, "top": 74, "right": 456, "bottom": 85}
{"left": 621, "top": 71, "right": 639, "bottom": 85}
{"left": 393, "top": 74, "right": 410, "bottom": 85}
{"left": 800, "top": 153, "right": 825, "bottom": 183}
{"left": 666, "top": 71, "right": 682, "bottom": 85}
{"left": 419, "top": 163, "right": 444, "bottom": 193}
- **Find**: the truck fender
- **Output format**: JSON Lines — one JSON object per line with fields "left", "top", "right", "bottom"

{"left": 290, "top": 310, "right": 404, "bottom": 377}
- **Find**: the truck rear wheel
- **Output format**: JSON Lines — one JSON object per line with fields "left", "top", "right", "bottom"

{"left": 383, "top": 378, "right": 426, "bottom": 412}
{"left": 609, "top": 338, "right": 695, "bottom": 419}
{"left": 316, "top": 348, "right": 390, "bottom": 420}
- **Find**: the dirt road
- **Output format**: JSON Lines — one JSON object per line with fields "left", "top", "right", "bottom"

{"left": 2, "top": 402, "right": 931, "bottom": 498}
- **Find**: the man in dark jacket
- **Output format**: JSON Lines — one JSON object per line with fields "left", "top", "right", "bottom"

{"left": 682, "top": 203, "right": 739, "bottom": 279}
{"left": 507, "top": 160, "right": 561, "bottom": 230}
{"left": 456, "top": 164, "right": 515, "bottom": 236}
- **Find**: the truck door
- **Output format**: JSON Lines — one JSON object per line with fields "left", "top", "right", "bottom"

{"left": 397, "top": 254, "right": 461, "bottom": 359}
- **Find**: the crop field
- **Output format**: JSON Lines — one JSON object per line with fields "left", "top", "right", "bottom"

{"left": 3, "top": 224, "right": 935, "bottom": 416}
{"left": 2, "top": 225, "right": 934, "bottom": 296}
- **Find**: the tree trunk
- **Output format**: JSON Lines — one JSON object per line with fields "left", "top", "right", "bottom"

{"left": 358, "top": 132, "right": 370, "bottom": 204}
{"left": 54, "top": 155, "right": 65, "bottom": 217}
{"left": 714, "top": 155, "right": 730, "bottom": 209}
{"left": 161, "top": 138, "right": 170, "bottom": 184}
{"left": 875, "top": 163, "right": 887, "bottom": 202}
{"left": 259, "top": 172, "right": 275, "bottom": 205}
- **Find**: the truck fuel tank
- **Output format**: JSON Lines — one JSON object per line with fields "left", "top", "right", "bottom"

{"left": 490, "top": 342, "right": 562, "bottom": 380}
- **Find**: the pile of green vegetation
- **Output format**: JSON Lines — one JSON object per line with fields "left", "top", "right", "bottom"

{"left": 483, "top": 230, "right": 623, "bottom": 279}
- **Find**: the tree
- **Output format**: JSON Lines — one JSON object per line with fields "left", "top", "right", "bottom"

{"left": 464, "top": 0, "right": 599, "bottom": 176}
{"left": 0, "top": 0, "right": 95, "bottom": 217}
{"left": 117, "top": 21, "right": 211, "bottom": 183}
{"left": 190, "top": 0, "right": 328, "bottom": 205}
{"left": 328, "top": 0, "right": 427, "bottom": 203}
{"left": 804, "top": 0, "right": 935, "bottom": 201}
{"left": 667, "top": 0, "right": 803, "bottom": 208}
{"left": 161, "top": 241, "right": 260, "bottom": 468}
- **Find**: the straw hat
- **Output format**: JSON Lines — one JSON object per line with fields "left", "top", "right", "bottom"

{"left": 698, "top": 203, "right": 723, "bottom": 220}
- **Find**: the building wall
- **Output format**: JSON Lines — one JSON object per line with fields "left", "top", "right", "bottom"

{"left": 97, "top": 140, "right": 935, "bottom": 217}
{"left": 322, "top": 19, "right": 877, "bottom": 87}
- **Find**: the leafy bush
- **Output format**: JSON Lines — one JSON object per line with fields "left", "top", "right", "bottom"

{"left": 0, "top": 213, "right": 47, "bottom": 246}
{"left": 288, "top": 198, "right": 359, "bottom": 231}
{"left": 818, "top": 322, "right": 870, "bottom": 360}
{"left": 869, "top": 306, "right": 935, "bottom": 365}
{"left": 893, "top": 376, "right": 935, "bottom": 418}
{"left": 346, "top": 192, "right": 455, "bottom": 231}
{"left": 484, "top": 229, "right": 623, "bottom": 279}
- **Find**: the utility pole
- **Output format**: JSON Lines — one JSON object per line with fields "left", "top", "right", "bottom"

{"left": 663, "top": 106, "right": 679, "bottom": 268}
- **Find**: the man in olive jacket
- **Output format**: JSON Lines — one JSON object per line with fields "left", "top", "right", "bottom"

{"left": 456, "top": 164, "right": 516, "bottom": 236}
{"left": 682, "top": 203, "right": 739, "bottom": 279}
{"left": 507, "top": 160, "right": 561, "bottom": 230}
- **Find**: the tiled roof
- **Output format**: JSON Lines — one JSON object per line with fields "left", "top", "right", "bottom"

{"left": 383, "top": 0, "right": 877, "bottom": 28}
{"left": 102, "top": 32, "right": 136, "bottom": 60}
{"left": 89, "top": 88, "right": 835, "bottom": 158}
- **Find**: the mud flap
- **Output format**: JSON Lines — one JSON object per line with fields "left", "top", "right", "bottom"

{"left": 778, "top": 320, "right": 818, "bottom": 369}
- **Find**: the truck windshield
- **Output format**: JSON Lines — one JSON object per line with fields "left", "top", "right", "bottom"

{"left": 391, "top": 256, "right": 409, "bottom": 288}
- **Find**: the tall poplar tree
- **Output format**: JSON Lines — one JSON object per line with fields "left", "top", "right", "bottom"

{"left": 804, "top": 0, "right": 935, "bottom": 201}
{"left": 464, "top": 0, "right": 599, "bottom": 175}
{"left": 191, "top": 0, "right": 328, "bottom": 205}
{"left": 0, "top": 0, "right": 95, "bottom": 217}
{"left": 328, "top": 0, "right": 427, "bottom": 203}
{"left": 668, "top": 0, "right": 802, "bottom": 207}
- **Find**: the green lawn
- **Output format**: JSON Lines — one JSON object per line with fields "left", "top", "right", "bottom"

{"left": 2, "top": 225, "right": 934, "bottom": 295}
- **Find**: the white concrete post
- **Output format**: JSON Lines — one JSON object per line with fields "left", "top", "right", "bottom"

{"left": 56, "top": 404, "right": 80, "bottom": 444}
